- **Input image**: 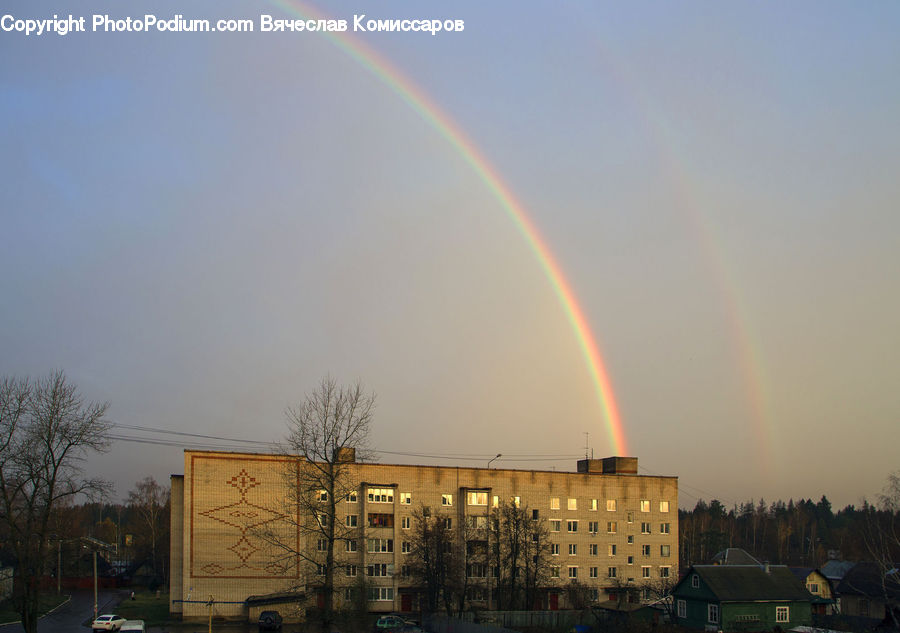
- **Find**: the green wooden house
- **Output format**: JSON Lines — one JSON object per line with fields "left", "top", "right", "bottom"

{"left": 672, "top": 565, "right": 812, "bottom": 632}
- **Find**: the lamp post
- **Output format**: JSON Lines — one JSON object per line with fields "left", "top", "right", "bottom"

{"left": 487, "top": 453, "right": 502, "bottom": 469}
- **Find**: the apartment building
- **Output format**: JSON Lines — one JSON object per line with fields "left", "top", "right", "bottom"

{"left": 170, "top": 450, "right": 677, "bottom": 621}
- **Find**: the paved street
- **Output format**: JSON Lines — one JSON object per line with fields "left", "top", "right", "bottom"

{"left": 0, "top": 589, "right": 124, "bottom": 633}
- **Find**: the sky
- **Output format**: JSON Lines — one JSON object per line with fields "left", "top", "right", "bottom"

{"left": 1, "top": 1, "right": 898, "bottom": 510}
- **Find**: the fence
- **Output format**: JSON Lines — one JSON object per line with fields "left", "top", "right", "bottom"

{"left": 428, "top": 610, "right": 590, "bottom": 633}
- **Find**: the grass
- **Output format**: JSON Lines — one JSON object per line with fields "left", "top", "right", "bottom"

{"left": 115, "top": 590, "right": 171, "bottom": 626}
{"left": 0, "top": 592, "right": 69, "bottom": 623}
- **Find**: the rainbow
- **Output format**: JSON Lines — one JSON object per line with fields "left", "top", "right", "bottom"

{"left": 266, "top": 0, "right": 629, "bottom": 456}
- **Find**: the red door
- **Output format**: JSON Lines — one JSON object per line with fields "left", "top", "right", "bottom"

{"left": 401, "top": 594, "right": 413, "bottom": 612}
{"left": 549, "top": 593, "right": 559, "bottom": 611}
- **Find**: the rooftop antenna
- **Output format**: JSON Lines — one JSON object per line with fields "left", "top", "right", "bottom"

{"left": 584, "top": 432, "right": 589, "bottom": 460}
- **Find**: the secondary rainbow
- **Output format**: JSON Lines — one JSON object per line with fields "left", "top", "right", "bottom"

{"left": 266, "top": 0, "right": 629, "bottom": 456}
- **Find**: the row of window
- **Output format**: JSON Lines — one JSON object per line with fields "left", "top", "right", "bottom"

{"left": 336, "top": 563, "right": 672, "bottom": 581}
{"left": 675, "top": 601, "right": 789, "bottom": 624}
{"left": 349, "top": 513, "right": 672, "bottom": 536}
{"left": 551, "top": 565, "right": 672, "bottom": 580}
{"left": 552, "top": 543, "right": 671, "bottom": 558}
{"left": 548, "top": 519, "right": 671, "bottom": 534}
{"left": 325, "top": 489, "right": 671, "bottom": 514}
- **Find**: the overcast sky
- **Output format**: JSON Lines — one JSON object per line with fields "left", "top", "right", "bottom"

{"left": 2, "top": 1, "right": 898, "bottom": 509}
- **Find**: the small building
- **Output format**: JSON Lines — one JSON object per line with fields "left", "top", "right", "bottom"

{"left": 790, "top": 568, "right": 835, "bottom": 615}
{"left": 672, "top": 564, "right": 813, "bottom": 632}
{"left": 835, "top": 561, "right": 900, "bottom": 625}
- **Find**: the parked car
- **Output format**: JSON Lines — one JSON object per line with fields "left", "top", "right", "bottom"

{"left": 258, "top": 610, "right": 283, "bottom": 631}
{"left": 120, "top": 621, "right": 145, "bottom": 633}
{"left": 92, "top": 614, "right": 127, "bottom": 632}
{"left": 374, "top": 615, "right": 415, "bottom": 631}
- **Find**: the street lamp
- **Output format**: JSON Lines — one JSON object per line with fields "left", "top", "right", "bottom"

{"left": 487, "top": 453, "right": 502, "bottom": 469}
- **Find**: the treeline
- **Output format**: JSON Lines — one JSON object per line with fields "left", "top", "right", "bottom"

{"left": 679, "top": 495, "right": 898, "bottom": 569}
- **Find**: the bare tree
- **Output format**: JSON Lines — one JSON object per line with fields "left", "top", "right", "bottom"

{"left": 409, "top": 506, "right": 455, "bottom": 614}
{"left": 274, "top": 377, "right": 374, "bottom": 631}
{"left": 0, "top": 371, "right": 111, "bottom": 633}
{"left": 861, "top": 472, "right": 900, "bottom": 630}
{"left": 491, "top": 501, "right": 549, "bottom": 610}
{"left": 126, "top": 476, "right": 170, "bottom": 581}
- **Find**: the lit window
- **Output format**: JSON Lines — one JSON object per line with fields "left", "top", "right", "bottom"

{"left": 568, "top": 566, "right": 578, "bottom": 579}
{"left": 660, "top": 545, "right": 671, "bottom": 557}
{"left": 467, "top": 491, "right": 488, "bottom": 506}
{"left": 551, "top": 544, "right": 559, "bottom": 556}
{"left": 591, "top": 499, "right": 598, "bottom": 511}
{"left": 400, "top": 492, "right": 411, "bottom": 505}
{"left": 492, "top": 495, "right": 499, "bottom": 508}
{"left": 347, "top": 491, "right": 357, "bottom": 503}
{"left": 569, "top": 544, "right": 577, "bottom": 555}
{"left": 640, "top": 500, "right": 650, "bottom": 512}
{"left": 659, "top": 500, "right": 669, "bottom": 513}
{"left": 608, "top": 544, "right": 616, "bottom": 556}
{"left": 642, "top": 566, "right": 651, "bottom": 578}
{"left": 367, "top": 488, "right": 393, "bottom": 503}
{"left": 551, "top": 520, "right": 561, "bottom": 532}
{"left": 550, "top": 497, "right": 560, "bottom": 510}
{"left": 607, "top": 521, "right": 617, "bottom": 534}
{"left": 606, "top": 499, "right": 617, "bottom": 512}
{"left": 567, "top": 520, "right": 578, "bottom": 533}
{"left": 512, "top": 496, "right": 520, "bottom": 507}
{"left": 318, "top": 490, "right": 328, "bottom": 502}
{"left": 346, "top": 515, "right": 358, "bottom": 527}
{"left": 442, "top": 494, "right": 453, "bottom": 506}
{"left": 776, "top": 606, "right": 789, "bottom": 623}
{"left": 568, "top": 498, "right": 577, "bottom": 511}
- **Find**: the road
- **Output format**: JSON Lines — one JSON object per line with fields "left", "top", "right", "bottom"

{"left": 0, "top": 589, "right": 124, "bottom": 633}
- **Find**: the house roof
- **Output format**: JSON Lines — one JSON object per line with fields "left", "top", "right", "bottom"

{"left": 821, "top": 560, "right": 856, "bottom": 581}
{"left": 790, "top": 567, "right": 817, "bottom": 581}
{"left": 712, "top": 548, "right": 762, "bottom": 566}
{"left": 685, "top": 565, "right": 813, "bottom": 602}
{"left": 836, "top": 562, "right": 900, "bottom": 600}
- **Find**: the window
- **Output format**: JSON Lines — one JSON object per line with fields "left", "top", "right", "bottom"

{"left": 401, "top": 516, "right": 411, "bottom": 529}
{"left": 317, "top": 513, "right": 329, "bottom": 527}
{"left": 401, "top": 541, "right": 411, "bottom": 554}
{"left": 567, "top": 520, "right": 578, "bottom": 533}
{"left": 626, "top": 511, "right": 634, "bottom": 523}
{"left": 568, "top": 566, "right": 578, "bottom": 579}
{"left": 660, "top": 522, "right": 670, "bottom": 534}
{"left": 641, "top": 522, "right": 651, "bottom": 534}
{"left": 346, "top": 564, "right": 357, "bottom": 577}
{"left": 467, "top": 563, "right": 487, "bottom": 578}
{"left": 366, "top": 563, "right": 392, "bottom": 577}
{"left": 443, "top": 517, "right": 452, "bottom": 529}
{"left": 627, "top": 555, "right": 634, "bottom": 565}
{"left": 367, "top": 488, "right": 393, "bottom": 503}
{"left": 640, "top": 500, "right": 650, "bottom": 512}
{"left": 467, "top": 515, "right": 488, "bottom": 529}
{"left": 691, "top": 575, "right": 700, "bottom": 588}
{"left": 808, "top": 582, "right": 819, "bottom": 594}
{"left": 532, "top": 508, "right": 540, "bottom": 520}
{"left": 589, "top": 521, "right": 599, "bottom": 533}
{"left": 660, "top": 566, "right": 670, "bottom": 578}
{"left": 512, "top": 496, "right": 520, "bottom": 507}
{"left": 346, "top": 515, "right": 358, "bottom": 528}
{"left": 317, "top": 538, "right": 327, "bottom": 552}
{"left": 608, "top": 544, "right": 616, "bottom": 556}
{"left": 346, "top": 539, "right": 358, "bottom": 553}
{"left": 568, "top": 498, "right": 577, "bottom": 510}
{"left": 401, "top": 565, "right": 410, "bottom": 577}
{"left": 660, "top": 500, "right": 669, "bottom": 513}
{"left": 551, "top": 544, "right": 559, "bottom": 556}
{"left": 606, "top": 499, "right": 617, "bottom": 512}
{"left": 346, "top": 491, "right": 357, "bottom": 503}
{"left": 550, "top": 497, "right": 560, "bottom": 510}
{"left": 492, "top": 495, "right": 499, "bottom": 508}
{"left": 316, "top": 563, "right": 326, "bottom": 576}
{"left": 590, "top": 567, "right": 598, "bottom": 578}
{"left": 568, "top": 544, "right": 577, "bottom": 555}
{"left": 550, "top": 520, "right": 561, "bottom": 532}
{"left": 550, "top": 566, "right": 560, "bottom": 578}
{"left": 467, "top": 491, "right": 488, "bottom": 505}
{"left": 317, "top": 490, "right": 328, "bottom": 502}
{"left": 642, "top": 566, "right": 651, "bottom": 578}
{"left": 708, "top": 604, "right": 719, "bottom": 624}
{"left": 368, "top": 587, "right": 394, "bottom": 601}
{"left": 642, "top": 544, "right": 651, "bottom": 556}
{"left": 368, "top": 513, "right": 394, "bottom": 528}
{"left": 608, "top": 567, "right": 617, "bottom": 578}
{"left": 589, "top": 544, "right": 598, "bottom": 555}
{"left": 400, "top": 492, "right": 411, "bottom": 505}
{"left": 441, "top": 494, "right": 453, "bottom": 506}
{"left": 627, "top": 535, "right": 634, "bottom": 545}
{"left": 607, "top": 521, "right": 617, "bottom": 533}
{"left": 660, "top": 545, "right": 671, "bottom": 557}
{"left": 591, "top": 499, "right": 598, "bottom": 511}
{"left": 677, "top": 600, "right": 687, "bottom": 619}
{"left": 367, "top": 538, "right": 393, "bottom": 553}
{"left": 776, "top": 606, "right": 789, "bottom": 623}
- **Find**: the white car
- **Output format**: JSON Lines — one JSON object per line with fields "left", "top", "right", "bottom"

{"left": 92, "top": 614, "right": 127, "bottom": 631}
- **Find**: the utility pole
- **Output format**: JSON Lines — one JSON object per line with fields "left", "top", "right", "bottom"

{"left": 207, "top": 595, "right": 214, "bottom": 633}
{"left": 57, "top": 540, "right": 61, "bottom": 595}
{"left": 93, "top": 550, "right": 98, "bottom": 620}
